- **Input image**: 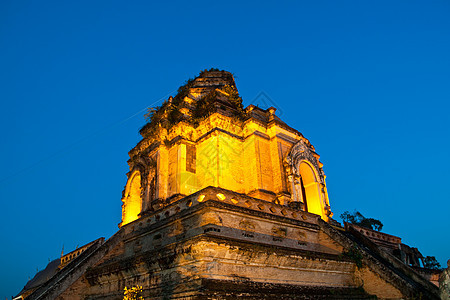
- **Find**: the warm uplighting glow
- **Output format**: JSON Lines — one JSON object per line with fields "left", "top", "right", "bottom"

{"left": 216, "top": 193, "right": 226, "bottom": 201}
{"left": 123, "top": 285, "right": 144, "bottom": 300}
{"left": 121, "top": 171, "right": 142, "bottom": 226}
{"left": 193, "top": 132, "right": 245, "bottom": 194}
{"left": 298, "top": 162, "right": 327, "bottom": 221}
{"left": 123, "top": 78, "right": 333, "bottom": 225}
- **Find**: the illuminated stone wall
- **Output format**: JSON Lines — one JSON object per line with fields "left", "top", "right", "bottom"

{"left": 120, "top": 70, "right": 332, "bottom": 226}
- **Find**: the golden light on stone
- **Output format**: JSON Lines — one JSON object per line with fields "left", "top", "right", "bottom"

{"left": 216, "top": 193, "right": 226, "bottom": 201}
{"left": 119, "top": 70, "right": 332, "bottom": 226}
{"left": 120, "top": 171, "right": 142, "bottom": 226}
{"left": 17, "top": 70, "right": 441, "bottom": 300}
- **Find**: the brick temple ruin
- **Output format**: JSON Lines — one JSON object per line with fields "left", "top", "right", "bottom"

{"left": 15, "top": 70, "right": 443, "bottom": 299}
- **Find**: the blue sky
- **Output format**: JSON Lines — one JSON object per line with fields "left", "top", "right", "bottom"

{"left": 1, "top": 0, "right": 449, "bottom": 298}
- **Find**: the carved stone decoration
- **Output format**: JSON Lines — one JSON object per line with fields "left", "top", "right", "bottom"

{"left": 239, "top": 219, "right": 256, "bottom": 231}
{"left": 284, "top": 139, "right": 324, "bottom": 184}
{"left": 284, "top": 139, "right": 328, "bottom": 213}
{"left": 287, "top": 201, "right": 305, "bottom": 211}
{"left": 127, "top": 154, "right": 157, "bottom": 215}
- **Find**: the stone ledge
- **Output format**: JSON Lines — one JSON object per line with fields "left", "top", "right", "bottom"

{"left": 122, "top": 186, "right": 321, "bottom": 238}
{"left": 198, "top": 278, "right": 372, "bottom": 299}
{"left": 319, "top": 219, "right": 441, "bottom": 299}
{"left": 87, "top": 234, "right": 352, "bottom": 280}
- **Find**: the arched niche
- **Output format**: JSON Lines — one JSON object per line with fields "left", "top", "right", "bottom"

{"left": 298, "top": 161, "right": 323, "bottom": 217}
{"left": 284, "top": 139, "right": 331, "bottom": 221}
{"left": 121, "top": 170, "right": 142, "bottom": 226}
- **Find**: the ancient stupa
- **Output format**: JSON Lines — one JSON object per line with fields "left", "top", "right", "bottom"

{"left": 16, "top": 70, "right": 440, "bottom": 299}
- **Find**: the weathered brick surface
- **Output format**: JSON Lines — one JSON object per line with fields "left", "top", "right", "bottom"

{"left": 51, "top": 188, "right": 439, "bottom": 299}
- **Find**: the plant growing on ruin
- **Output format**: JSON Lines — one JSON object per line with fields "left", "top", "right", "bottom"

{"left": 140, "top": 69, "right": 247, "bottom": 137}
{"left": 342, "top": 244, "right": 364, "bottom": 269}
{"left": 221, "top": 84, "right": 247, "bottom": 120}
{"left": 123, "top": 285, "right": 144, "bottom": 300}
{"left": 423, "top": 256, "right": 441, "bottom": 270}
{"left": 340, "top": 210, "right": 383, "bottom": 231}
{"left": 191, "top": 90, "right": 219, "bottom": 121}
{"left": 141, "top": 77, "right": 195, "bottom": 135}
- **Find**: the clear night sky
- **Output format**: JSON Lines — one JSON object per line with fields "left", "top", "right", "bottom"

{"left": 1, "top": 1, "right": 449, "bottom": 298}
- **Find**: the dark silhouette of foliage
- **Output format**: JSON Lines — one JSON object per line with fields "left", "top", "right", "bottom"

{"left": 423, "top": 256, "right": 441, "bottom": 270}
{"left": 340, "top": 211, "right": 383, "bottom": 231}
{"left": 140, "top": 69, "right": 247, "bottom": 137}
{"left": 192, "top": 90, "right": 219, "bottom": 121}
